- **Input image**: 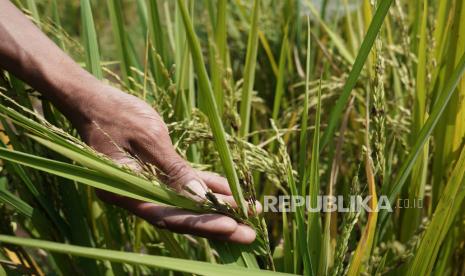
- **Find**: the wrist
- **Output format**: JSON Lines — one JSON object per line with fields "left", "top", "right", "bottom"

{"left": 44, "top": 66, "right": 106, "bottom": 127}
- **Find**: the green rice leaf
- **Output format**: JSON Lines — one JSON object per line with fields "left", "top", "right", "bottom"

{"left": 0, "top": 235, "right": 293, "bottom": 276}
{"left": 239, "top": 0, "right": 261, "bottom": 137}
{"left": 80, "top": 0, "right": 102, "bottom": 79}
{"left": 271, "top": 27, "right": 289, "bottom": 122}
{"left": 305, "top": 2, "right": 355, "bottom": 64}
{"left": 406, "top": 145, "right": 465, "bottom": 275}
{"left": 106, "top": 0, "right": 133, "bottom": 88}
{"left": 320, "top": 0, "right": 394, "bottom": 149}
{"left": 0, "top": 177, "right": 33, "bottom": 218}
{"left": 177, "top": 0, "right": 248, "bottom": 217}
{"left": 0, "top": 147, "right": 198, "bottom": 211}
{"left": 306, "top": 81, "right": 322, "bottom": 276}
{"left": 380, "top": 51, "right": 465, "bottom": 226}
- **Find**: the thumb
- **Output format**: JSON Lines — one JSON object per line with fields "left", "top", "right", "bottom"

{"left": 128, "top": 128, "right": 209, "bottom": 200}
{"left": 161, "top": 154, "right": 209, "bottom": 201}
{"left": 132, "top": 141, "right": 209, "bottom": 201}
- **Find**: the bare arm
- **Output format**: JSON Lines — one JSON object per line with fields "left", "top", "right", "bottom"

{"left": 0, "top": 0, "right": 257, "bottom": 244}
{"left": 0, "top": 0, "right": 100, "bottom": 125}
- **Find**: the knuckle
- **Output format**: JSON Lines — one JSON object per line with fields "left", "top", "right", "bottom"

{"left": 137, "top": 128, "right": 157, "bottom": 142}
{"left": 148, "top": 206, "right": 169, "bottom": 229}
{"left": 219, "top": 217, "right": 238, "bottom": 233}
{"left": 154, "top": 216, "right": 168, "bottom": 229}
{"left": 131, "top": 126, "right": 170, "bottom": 151}
{"left": 165, "top": 160, "right": 191, "bottom": 185}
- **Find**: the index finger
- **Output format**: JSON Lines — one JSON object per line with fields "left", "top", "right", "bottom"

{"left": 196, "top": 170, "right": 262, "bottom": 214}
{"left": 196, "top": 170, "right": 232, "bottom": 195}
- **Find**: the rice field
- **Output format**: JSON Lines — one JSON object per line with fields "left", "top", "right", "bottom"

{"left": 1, "top": 0, "right": 465, "bottom": 275}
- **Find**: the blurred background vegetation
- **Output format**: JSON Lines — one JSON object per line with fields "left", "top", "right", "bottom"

{"left": 1, "top": 0, "right": 465, "bottom": 275}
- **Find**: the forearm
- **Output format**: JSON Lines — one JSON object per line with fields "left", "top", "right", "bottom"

{"left": 0, "top": 0, "right": 101, "bottom": 125}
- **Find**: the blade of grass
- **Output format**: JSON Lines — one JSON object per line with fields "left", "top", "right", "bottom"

{"left": 0, "top": 177, "right": 33, "bottom": 218}
{"left": 80, "top": 0, "right": 102, "bottom": 79}
{"left": 379, "top": 51, "right": 465, "bottom": 227}
{"left": 29, "top": 135, "right": 200, "bottom": 210}
{"left": 106, "top": 0, "right": 133, "bottom": 88}
{"left": 147, "top": 0, "right": 169, "bottom": 86}
{"left": 163, "top": 2, "right": 175, "bottom": 53}
{"left": 273, "top": 120, "right": 312, "bottom": 275}
{"left": 0, "top": 137, "right": 70, "bottom": 238}
{"left": 233, "top": 1, "right": 278, "bottom": 77}
{"left": 281, "top": 210, "right": 292, "bottom": 273}
{"left": 343, "top": 0, "right": 359, "bottom": 55}
{"left": 271, "top": 27, "right": 289, "bottom": 121}
{"left": 298, "top": 17, "right": 311, "bottom": 192}
{"left": 0, "top": 147, "right": 199, "bottom": 211}
{"left": 430, "top": 0, "right": 462, "bottom": 207}
{"left": 321, "top": 97, "right": 353, "bottom": 276}
{"left": 406, "top": 145, "right": 465, "bottom": 276}
{"left": 259, "top": 32, "right": 279, "bottom": 77}
{"left": 347, "top": 91, "right": 378, "bottom": 276}
{"left": 306, "top": 81, "right": 322, "bottom": 276}
{"left": 320, "top": 0, "right": 394, "bottom": 149}
{"left": 306, "top": 2, "right": 355, "bottom": 65}
{"left": 400, "top": 0, "right": 428, "bottom": 241}
{"left": 135, "top": 0, "right": 148, "bottom": 33}
{"left": 238, "top": 0, "right": 260, "bottom": 137}
{"left": 211, "top": 0, "right": 227, "bottom": 114}
{"left": 0, "top": 235, "right": 292, "bottom": 276}
{"left": 177, "top": 0, "right": 248, "bottom": 217}
{"left": 51, "top": 0, "right": 65, "bottom": 50}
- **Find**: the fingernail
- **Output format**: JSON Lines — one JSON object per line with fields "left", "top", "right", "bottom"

{"left": 184, "top": 180, "right": 207, "bottom": 199}
{"left": 247, "top": 201, "right": 263, "bottom": 215}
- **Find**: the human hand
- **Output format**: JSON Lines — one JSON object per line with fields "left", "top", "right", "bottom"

{"left": 74, "top": 84, "right": 259, "bottom": 244}
{"left": 0, "top": 0, "right": 258, "bottom": 244}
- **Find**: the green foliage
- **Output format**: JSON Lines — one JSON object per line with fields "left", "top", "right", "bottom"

{"left": 2, "top": 0, "right": 465, "bottom": 275}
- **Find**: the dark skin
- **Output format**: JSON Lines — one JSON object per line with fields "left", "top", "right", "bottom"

{"left": 0, "top": 0, "right": 259, "bottom": 244}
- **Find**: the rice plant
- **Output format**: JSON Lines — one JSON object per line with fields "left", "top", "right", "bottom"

{"left": 1, "top": 0, "right": 465, "bottom": 275}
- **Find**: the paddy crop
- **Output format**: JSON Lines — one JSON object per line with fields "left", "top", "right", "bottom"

{"left": 1, "top": 0, "right": 465, "bottom": 275}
